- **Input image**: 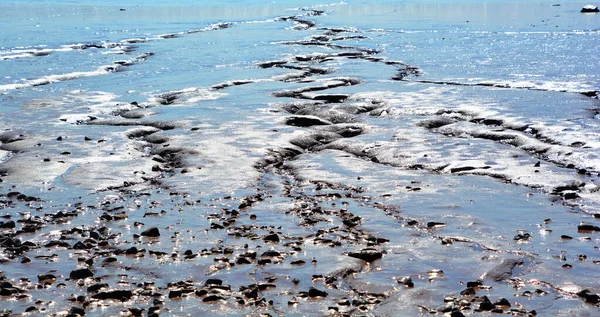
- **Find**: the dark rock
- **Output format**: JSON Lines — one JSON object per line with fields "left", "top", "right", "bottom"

{"left": 261, "top": 250, "right": 281, "bottom": 257}
{"left": 348, "top": 248, "right": 382, "bottom": 262}
{"left": 290, "top": 260, "right": 306, "bottom": 265}
{"left": 168, "top": 290, "right": 182, "bottom": 299}
{"left": 140, "top": 227, "right": 160, "bottom": 237}
{"left": 203, "top": 295, "right": 226, "bottom": 302}
{"left": 0, "top": 221, "right": 15, "bottom": 229}
{"left": 479, "top": 301, "right": 495, "bottom": 311}
{"left": 205, "top": 279, "right": 222, "bottom": 286}
{"left": 494, "top": 298, "right": 511, "bottom": 307}
{"left": 308, "top": 287, "right": 328, "bottom": 297}
{"left": 578, "top": 224, "right": 600, "bottom": 232}
{"left": 460, "top": 288, "right": 476, "bottom": 296}
{"left": 128, "top": 308, "right": 144, "bottom": 317}
{"left": 581, "top": 5, "right": 599, "bottom": 13}
{"left": 450, "top": 166, "right": 479, "bottom": 173}
{"left": 92, "top": 290, "right": 133, "bottom": 301}
{"left": 285, "top": 116, "right": 331, "bottom": 127}
{"left": 263, "top": 233, "right": 280, "bottom": 243}
{"left": 513, "top": 233, "right": 531, "bottom": 242}
{"left": 312, "top": 94, "right": 348, "bottom": 103}
{"left": 561, "top": 192, "right": 580, "bottom": 200}
{"left": 87, "top": 283, "right": 108, "bottom": 293}
{"left": 45, "top": 240, "right": 71, "bottom": 248}
{"left": 37, "top": 274, "right": 57, "bottom": 282}
{"left": 125, "top": 247, "right": 139, "bottom": 255}
{"left": 69, "top": 268, "right": 93, "bottom": 280}
{"left": 236, "top": 257, "right": 252, "bottom": 265}
{"left": 427, "top": 222, "right": 446, "bottom": 228}
{"left": 466, "top": 280, "right": 482, "bottom": 288}
{"left": 397, "top": 276, "right": 414, "bottom": 288}
{"left": 577, "top": 289, "right": 600, "bottom": 304}
{"left": 69, "top": 306, "right": 85, "bottom": 316}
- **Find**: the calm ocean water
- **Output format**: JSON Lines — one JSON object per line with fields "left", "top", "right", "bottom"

{"left": 1, "top": 0, "right": 599, "bottom": 316}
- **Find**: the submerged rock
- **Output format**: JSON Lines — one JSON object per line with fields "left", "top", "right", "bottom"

{"left": 483, "top": 258, "right": 523, "bottom": 281}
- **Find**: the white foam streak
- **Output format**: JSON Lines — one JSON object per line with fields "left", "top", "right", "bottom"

{"left": 0, "top": 53, "right": 152, "bottom": 91}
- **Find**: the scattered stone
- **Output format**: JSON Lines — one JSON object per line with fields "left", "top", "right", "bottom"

{"left": 348, "top": 248, "right": 383, "bottom": 262}
{"left": 69, "top": 268, "right": 93, "bottom": 280}
{"left": 37, "top": 274, "right": 57, "bottom": 283}
{"left": 168, "top": 290, "right": 183, "bottom": 299}
{"left": 205, "top": 279, "right": 223, "bottom": 286}
{"left": 69, "top": 306, "right": 86, "bottom": 316}
{"left": 427, "top": 222, "right": 446, "bottom": 228}
{"left": 92, "top": 290, "right": 133, "bottom": 301}
{"left": 397, "top": 276, "right": 414, "bottom": 288}
{"left": 263, "top": 233, "right": 280, "bottom": 243}
{"left": 308, "top": 287, "right": 328, "bottom": 297}
{"left": 140, "top": 227, "right": 160, "bottom": 237}
{"left": 460, "top": 288, "right": 476, "bottom": 296}
{"left": 578, "top": 224, "right": 600, "bottom": 232}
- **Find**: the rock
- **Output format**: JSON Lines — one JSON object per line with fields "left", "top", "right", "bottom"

{"left": 128, "top": 308, "right": 143, "bottom": 317}
{"left": 466, "top": 280, "right": 482, "bottom": 288}
{"left": 285, "top": 116, "right": 331, "bottom": 127}
{"left": 427, "top": 222, "right": 446, "bottom": 228}
{"left": 308, "top": 287, "right": 328, "bottom": 297}
{"left": 578, "top": 224, "right": 600, "bottom": 232}
{"left": 236, "top": 257, "right": 252, "bottom": 265}
{"left": 202, "top": 295, "right": 226, "bottom": 302}
{"left": 125, "top": 247, "right": 139, "bottom": 255}
{"left": 261, "top": 250, "right": 281, "bottom": 257}
{"left": 37, "top": 274, "right": 57, "bottom": 282}
{"left": 577, "top": 289, "right": 600, "bottom": 304}
{"left": 581, "top": 5, "right": 599, "bottom": 13}
{"left": 513, "top": 233, "right": 531, "bottom": 242}
{"left": 397, "top": 276, "right": 414, "bottom": 288}
{"left": 140, "top": 227, "right": 160, "bottom": 237}
{"left": 493, "top": 298, "right": 511, "bottom": 307}
{"left": 168, "top": 290, "right": 182, "bottom": 299}
{"left": 205, "top": 279, "right": 222, "bottom": 286}
{"left": 69, "top": 268, "right": 93, "bottom": 280}
{"left": 87, "top": 283, "right": 108, "bottom": 293}
{"left": 92, "top": 290, "right": 133, "bottom": 301}
{"left": 69, "top": 306, "right": 85, "bottom": 316}
{"left": 479, "top": 298, "right": 495, "bottom": 311}
{"left": 460, "top": 287, "right": 476, "bottom": 296}
{"left": 348, "top": 248, "right": 383, "bottom": 262}
{"left": 0, "top": 221, "right": 15, "bottom": 229}
{"left": 263, "top": 233, "right": 280, "bottom": 243}
{"left": 483, "top": 258, "right": 523, "bottom": 281}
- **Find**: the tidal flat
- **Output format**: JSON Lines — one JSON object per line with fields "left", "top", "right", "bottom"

{"left": 1, "top": 1, "right": 600, "bottom": 316}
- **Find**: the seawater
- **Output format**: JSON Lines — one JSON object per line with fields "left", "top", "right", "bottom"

{"left": 0, "top": 0, "right": 599, "bottom": 316}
